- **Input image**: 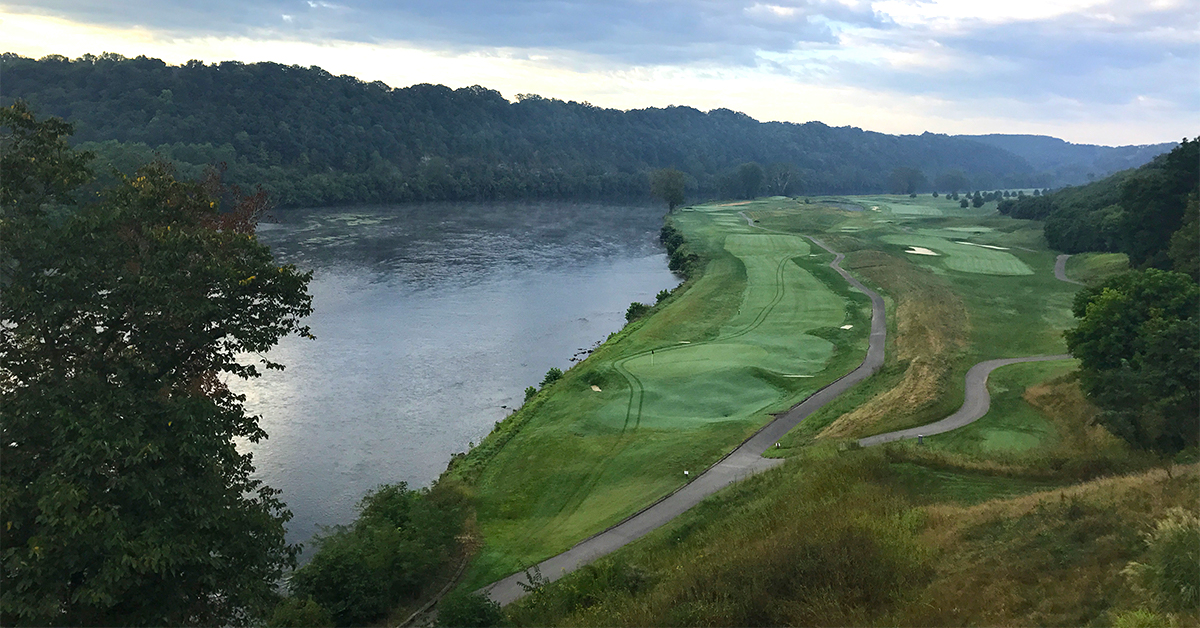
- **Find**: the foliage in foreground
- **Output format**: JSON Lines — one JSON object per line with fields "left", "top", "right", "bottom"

{"left": 1123, "top": 507, "right": 1200, "bottom": 615}
{"left": 1065, "top": 269, "right": 1199, "bottom": 454}
{"left": 437, "top": 590, "right": 508, "bottom": 627}
{"left": 1, "top": 102, "right": 313, "bottom": 626}
{"left": 287, "top": 482, "right": 471, "bottom": 627}
{"left": 507, "top": 453, "right": 933, "bottom": 626}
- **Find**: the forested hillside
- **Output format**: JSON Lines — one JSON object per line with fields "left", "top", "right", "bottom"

{"left": 956, "top": 134, "right": 1176, "bottom": 186}
{"left": 2, "top": 53, "right": 1043, "bottom": 208}
{"left": 998, "top": 138, "right": 1198, "bottom": 274}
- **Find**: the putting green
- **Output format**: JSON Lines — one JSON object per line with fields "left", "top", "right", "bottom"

{"left": 882, "top": 234, "right": 1033, "bottom": 276}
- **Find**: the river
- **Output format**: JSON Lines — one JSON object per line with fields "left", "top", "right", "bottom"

{"left": 232, "top": 201, "right": 679, "bottom": 553}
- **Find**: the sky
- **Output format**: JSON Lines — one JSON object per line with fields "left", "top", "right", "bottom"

{"left": 2, "top": 0, "right": 1196, "bottom": 145}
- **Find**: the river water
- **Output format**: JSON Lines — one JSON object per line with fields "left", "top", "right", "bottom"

{"left": 232, "top": 202, "right": 679, "bottom": 552}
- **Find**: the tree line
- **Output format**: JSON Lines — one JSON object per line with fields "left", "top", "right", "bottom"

{"left": 998, "top": 138, "right": 1198, "bottom": 273}
{"left": 1, "top": 53, "right": 1048, "bottom": 208}
{"left": 1002, "top": 138, "right": 1200, "bottom": 458}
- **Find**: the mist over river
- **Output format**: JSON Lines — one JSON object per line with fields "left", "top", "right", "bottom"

{"left": 231, "top": 202, "right": 679, "bottom": 554}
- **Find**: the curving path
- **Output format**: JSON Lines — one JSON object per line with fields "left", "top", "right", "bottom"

{"left": 859, "top": 249, "right": 1080, "bottom": 446}
{"left": 857, "top": 354, "right": 1073, "bottom": 447}
{"left": 1055, "top": 254, "right": 1082, "bottom": 285}
{"left": 482, "top": 235, "right": 887, "bottom": 606}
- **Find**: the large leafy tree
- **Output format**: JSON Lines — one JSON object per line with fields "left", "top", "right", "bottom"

{"left": 1064, "top": 269, "right": 1199, "bottom": 454}
{"left": 0, "top": 103, "right": 313, "bottom": 625}
{"left": 649, "top": 168, "right": 686, "bottom": 212}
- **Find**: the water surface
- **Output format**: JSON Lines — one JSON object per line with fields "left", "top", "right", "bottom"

{"left": 233, "top": 202, "right": 679, "bottom": 552}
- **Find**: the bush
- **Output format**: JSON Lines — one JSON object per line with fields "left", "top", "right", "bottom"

{"left": 625, "top": 302, "right": 649, "bottom": 322}
{"left": 540, "top": 367, "right": 563, "bottom": 387}
{"left": 1123, "top": 508, "right": 1200, "bottom": 613}
{"left": 656, "top": 289, "right": 671, "bottom": 304}
{"left": 268, "top": 597, "right": 333, "bottom": 627}
{"left": 1112, "top": 608, "right": 1170, "bottom": 628}
{"left": 960, "top": 198, "right": 969, "bottom": 208}
{"left": 524, "top": 386, "right": 537, "bottom": 402}
{"left": 437, "top": 590, "right": 508, "bottom": 627}
{"left": 289, "top": 483, "right": 471, "bottom": 626}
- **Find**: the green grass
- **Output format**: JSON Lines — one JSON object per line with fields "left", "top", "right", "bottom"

{"left": 879, "top": 234, "right": 1033, "bottom": 275}
{"left": 1065, "top": 252, "right": 1129, "bottom": 284}
{"left": 453, "top": 199, "right": 871, "bottom": 589}
{"left": 454, "top": 193, "right": 1096, "bottom": 594}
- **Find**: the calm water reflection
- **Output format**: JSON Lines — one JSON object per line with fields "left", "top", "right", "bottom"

{"left": 232, "top": 202, "right": 679, "bottom": 553}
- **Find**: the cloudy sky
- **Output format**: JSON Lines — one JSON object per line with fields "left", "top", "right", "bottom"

{"left": 3, "top": 0, "right": 1196, "bottom": 145}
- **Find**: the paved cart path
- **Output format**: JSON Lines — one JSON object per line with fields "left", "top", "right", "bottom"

{"left": 1055, "top": 254, "right": 1082, "bottom": 285}
{"left": 857, "top": 354, "right": 1073, "bottom": 447}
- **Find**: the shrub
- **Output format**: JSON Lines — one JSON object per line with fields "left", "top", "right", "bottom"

{"left": 656, "top": 289, "right": 671, "bottom": 304}
{"left": 1123, "top": 507, "right": 1200, "bottom": 613}
{"left": 524, "top": 386, "right": 537, "bottom": 402}
{"left": 438, "top": 590, "right": 508, "bottom": 627}
{"left": 268, "top": 597, "right": 333, "bottom": 627}
{"left": 1112, "top": 608, "right": 1170, "bottom": 628}
{"left": 625, "top": 302, "right": 649, "bottom": 322}
{"left": 540, "top": 367, "right": 563, "bottom": 387}
{"left": 289, "top": 483, "right": 471, "bottom": 626}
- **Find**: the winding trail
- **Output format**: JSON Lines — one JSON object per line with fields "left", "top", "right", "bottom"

{"left": 480, "top": 225, "right": 1078, "bottom": 606}
{"left": 857, "top": 354, "right": 1073, "bottom": 447}
{"left": 482, "top": 235, "right": 887, "bottom": 606}
{"left": 1055, "top": 254, "right": 1082, "bottom": 285}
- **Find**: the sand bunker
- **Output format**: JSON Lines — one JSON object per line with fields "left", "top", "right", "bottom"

{"left": 957, "top": 241, "right": 1010, "bottom": 250}
{"left": 591, "top": 385, "right": 602, "bottom": 392}
{"left": 905, "top": 246, "right": 939, "bottom": 256}
{"left": 717, "top": 201, "right": 753, "bottom": 207}
{"left": 840, "top": 324, "right": 854, "bottom": 330}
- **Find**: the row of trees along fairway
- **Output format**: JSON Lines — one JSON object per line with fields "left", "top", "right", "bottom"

{"left": 0, "top": 102, "right": 314, "bottom": 625}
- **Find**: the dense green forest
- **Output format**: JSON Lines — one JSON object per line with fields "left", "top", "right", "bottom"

{"left": 998, "top": 138, "right": 1198, "bottom": 273}
{"left": 2, "top": 52, "right": 1054, "bottom": 208}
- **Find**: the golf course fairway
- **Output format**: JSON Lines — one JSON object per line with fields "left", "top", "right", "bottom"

{"left": 454, "top": 194, "right": 1084, "bottom": 594}
{"left": 453, "top": 199, "right": 873, "bottom": 589}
